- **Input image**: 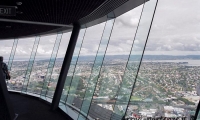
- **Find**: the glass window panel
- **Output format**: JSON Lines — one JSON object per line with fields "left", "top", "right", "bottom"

{"left": 60, "top": 29, "right": 86, "bottom": 102}
{"left": 8, "top": 37, "right": 35, "bottom": 91}
{"left": 45, "top": 32, "right": 71, "bottom": 98}
{"left": 27, "top": 34, "right": 56, "bottom": 94}
{"left": 126, "top": 0, "right": 200, "bottom": 119}
{"left": 66, "top": 22, "right": 106, "bottom": 109}
{"left": 85, "top": 4, "right": 145, "bottom": 120}
{"left": 108, "top": 0, "right": 158, "bottom": 119}
{"left": 40, "top": 33, "right": 62, "bottom": 96}
{"left": 22, "top": 37, "right": 40, "bottom": 92}
{"left": 78, "top": 19, "right": 115, "bottom": 120}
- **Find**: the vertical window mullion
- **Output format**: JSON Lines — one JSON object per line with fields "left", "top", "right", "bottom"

{"left": 8, "top": 39, "right": 18, "bottom": 71}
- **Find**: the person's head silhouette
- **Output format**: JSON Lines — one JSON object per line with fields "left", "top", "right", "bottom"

{"left": 0, "top": 56, "right": 3, "bottom": 62}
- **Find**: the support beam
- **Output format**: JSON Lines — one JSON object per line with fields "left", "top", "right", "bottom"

{"left": 194, "top": 101, "right": 200, "bottom": 120}
{"left": 0, "top": 18, "right": 73, "bottom": 28}
{"left": 51, "top": 23, "right": 80, "bottom": 110}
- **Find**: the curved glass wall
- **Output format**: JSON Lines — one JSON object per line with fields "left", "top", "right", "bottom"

{"left": 3, "top": 0, "right": 200, "bottom": 119}
{"left": 66, "top": 21, "right": 106, "bottom": 107}
{"left": 6, "top": 32, "right": 71, "bottom": 97}
{"left": 125, "top": 0, "right": 200, "bottom": 119}
{"left": 9, "top": 33, "right": 66, "bottom": 96}
{"left": 81, "top": 5, "right": 144, "bottom": 118}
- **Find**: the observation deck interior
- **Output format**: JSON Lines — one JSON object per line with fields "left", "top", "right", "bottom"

{"left": 0, "top": 0, "right": 200, "bottom": 120}
{"left": 9, "top": 92, "right": 72, "bottom": 120}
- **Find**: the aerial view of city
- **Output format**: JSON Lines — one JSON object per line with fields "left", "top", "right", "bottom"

{"left": 7, "top": 59, "right": 63, "bottom": 97}
{"left": 1, "top": 0, "right": 200, "bottom": 119}
{"left": 6, "top": 55, "right": 200, "bottom": 119}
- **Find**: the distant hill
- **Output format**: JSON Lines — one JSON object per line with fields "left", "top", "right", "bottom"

{"left": 142, "top": 55, "right": 200, "bottom": 60}
{"left": 73, "top": 55, "right": 200, "bottom": 61}
{"left": 12, "top": 55, "right": 200, "bottom": 62}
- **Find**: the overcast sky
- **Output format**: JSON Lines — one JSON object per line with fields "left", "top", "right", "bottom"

{"left": 1, "top": 0, "right": 200, "bottom": 60}
{"left": 145, "top": 0, "right": 200, "bottom": 55}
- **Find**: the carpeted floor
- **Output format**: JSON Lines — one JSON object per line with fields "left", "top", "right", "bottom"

{"left": 9, "top": 93, "right": 72, "bottom": 120}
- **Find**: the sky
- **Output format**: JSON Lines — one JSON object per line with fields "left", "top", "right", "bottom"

{"left": 145, "top": 0, "right": 200, "bottom": 55}
{"left": 1, "top": 0, "right": 200, "bottom": 60}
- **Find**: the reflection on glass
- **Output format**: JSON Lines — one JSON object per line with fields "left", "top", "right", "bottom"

{"left": 78, "top": 19, "right": 115, "bottom": 120}
{"left": 60, "top": 29, "right": 86, "bottom": 102}
{"left": 110, "top": 0, "right": 158, "bottom": 119}
{"left": 66, "top": 22, "right": 106, "bottom": 108}
{"left": 40, "top": 33, "right": 63, "bottom": 99}
{"left": 21, "top": 37, "right": 40, "bottom": 93}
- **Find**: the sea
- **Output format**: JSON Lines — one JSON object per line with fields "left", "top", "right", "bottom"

{"left": 142, "top": 60, "right": 200, "bottom": 66}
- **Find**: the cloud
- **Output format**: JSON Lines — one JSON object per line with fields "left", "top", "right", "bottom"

{"left": 2, "top": 0, "right": 200, "bottom": 59}
{"left": 134, "top": 40, "right": 139, "bottom": 44}
{"left": 79, "top": 48, "right": 89, "bottom": 55}
{"left": 115, "top": 5, "right": 142, "bottom": 28}
{"left": 163, "top": 45, "right": 172, "bottom": 51}
{"left": 16, "top": 47, "right": 27, "bottom": 54}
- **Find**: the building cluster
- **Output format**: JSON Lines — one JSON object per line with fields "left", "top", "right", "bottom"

{"left": 6, "top": 59, "right": 200, "bottom": 119}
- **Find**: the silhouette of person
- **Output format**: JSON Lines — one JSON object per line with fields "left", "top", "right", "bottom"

{"left": 0, "top": 56, "right": 10, "bottom": 80}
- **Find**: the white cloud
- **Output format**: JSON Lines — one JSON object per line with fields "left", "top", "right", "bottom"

{"left": 16, "top": 47, "right": 27, "bottom": 54}
{"left": 134, "top": 40, "right": 139, "bottom": 44}
{"left": 2, "top": 0, "right": 200, "bottom": 59}
{"left": 80, "top": 48, "right": 89, "bottom": 55}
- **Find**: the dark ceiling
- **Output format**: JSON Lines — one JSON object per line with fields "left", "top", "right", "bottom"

{"left": 0, "top": 0, "right": 106, "bottom": 39}
{"left": 0, "top": 0, "right": 106, "bottom": 24}
{"left": 0, "top": 21, "right": 60, "bottom": 39}
{"left": 0, "top": 0, "right": 145, "bottom": 40}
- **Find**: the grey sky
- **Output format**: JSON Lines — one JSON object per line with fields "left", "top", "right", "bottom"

{"left": 78, "top": 22, "right": 105, "bottom": 56}
{"left": 145, "top": 0, "right": 200, "bottom": 55}
{"left": 0, "top": 0, "right": 200, "bottom": 60}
